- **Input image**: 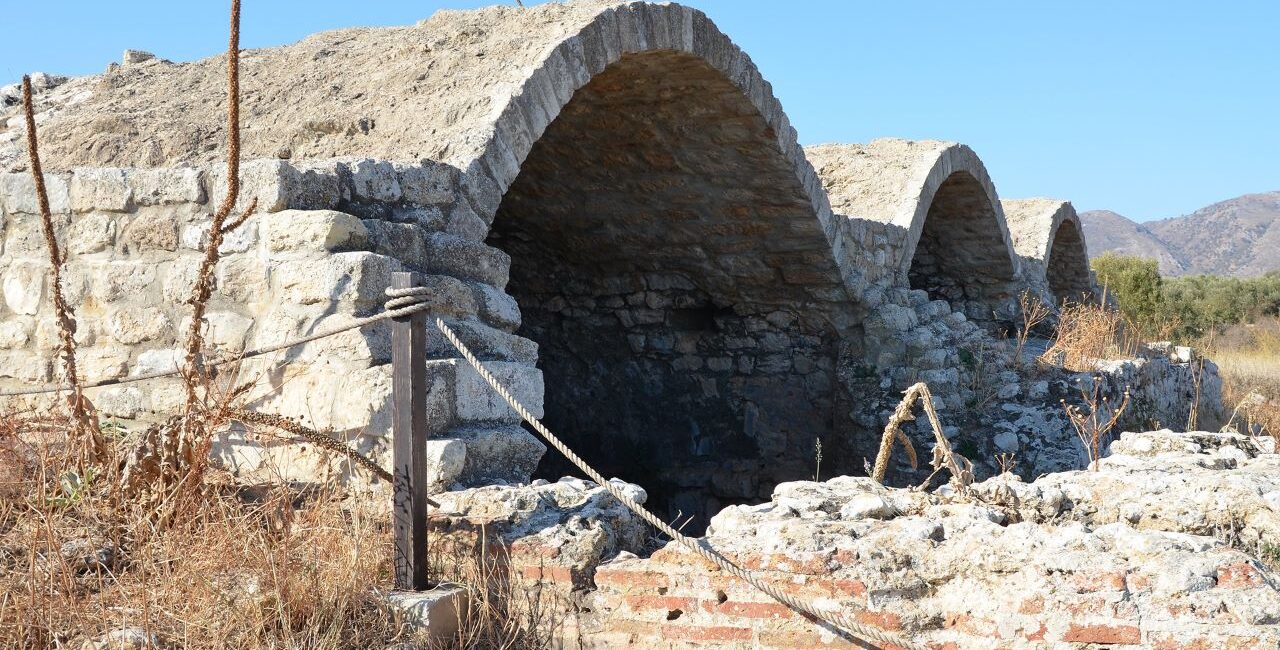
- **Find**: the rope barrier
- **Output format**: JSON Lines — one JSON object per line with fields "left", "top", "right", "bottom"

{"left": 3, "top": 278, "right": 922, "bottom": 648}
{"left": 401, "top": 288, "right": 925, "bottom": 650}
{"left": 0, "top": 299, "right": 434, "bottom": 397}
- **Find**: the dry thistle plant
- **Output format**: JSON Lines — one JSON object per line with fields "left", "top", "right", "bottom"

{"left": 19, "top": 77, "right": 106, "bottom": 470}
{"left": 1013, "top": 289, "right": 1051, "bottom": 364}
{"left": 872, "top": 382, "right": 973, "bottom": 491}
{"left": 118, "top": 0, "right": 258, "bottom": 521}
{"left": 1061, "top": 378, "right": 1131, "bottom": 471}
{"left": 1040, "top": 300, "right": 1140, "bottom": 371}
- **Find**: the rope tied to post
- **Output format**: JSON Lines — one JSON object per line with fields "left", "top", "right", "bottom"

{"left": 383, "top": 285, "right": 925, "bottom": 650}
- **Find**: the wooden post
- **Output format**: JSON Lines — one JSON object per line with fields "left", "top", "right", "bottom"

{"left": 391, "top": 271, "right": 430, "bottom": 590}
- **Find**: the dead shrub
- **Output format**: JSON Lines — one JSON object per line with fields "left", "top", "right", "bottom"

{"left": 1040, "top": 299, "right": 1141, "bottom": 371}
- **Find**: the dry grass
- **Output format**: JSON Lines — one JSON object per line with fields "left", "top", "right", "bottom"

{"left": 1202, "top": 318, "right": 1280, "bottom": 440}
{"left": 0, "top": 412, "right": 556, "bottom": 650}
{"left": 1040, "top": 300, "right": 1143, "bottom": 371}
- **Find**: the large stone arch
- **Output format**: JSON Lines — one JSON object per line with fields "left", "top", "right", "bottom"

{"left": 807, "top": 139, "right": 1021, "bottom": 324}
{"left": 467, "top": 3, "right": 858, "bottom": 531}
{"left": 1004, "top": 198, "right": 1097, "bottom": 305}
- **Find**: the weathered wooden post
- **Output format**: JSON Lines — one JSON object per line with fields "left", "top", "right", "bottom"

{"left": 391, "top": 271, "right": 430, "bottom": 590}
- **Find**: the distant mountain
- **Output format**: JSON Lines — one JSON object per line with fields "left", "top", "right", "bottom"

{"left": 1079, "top": 209, "right": 1186, "bottom": 275}
{"left": 1081, "top": 191, "right": 1280, "bottom": 277}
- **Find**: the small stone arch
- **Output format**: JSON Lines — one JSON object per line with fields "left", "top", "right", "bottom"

{"left": 1004, "top": 198, "right": 1097, "bottom": 305}
{"left": 807, "top": 139, "right": 1020, "bottom": 323}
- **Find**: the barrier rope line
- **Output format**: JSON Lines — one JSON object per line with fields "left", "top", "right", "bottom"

{"left": 408, "top": 290, "right": 925, "bottom": 650}
{"left": 0, "top": 294, "right": 439, "bottom": 397}
{"left": 2, "top": 278, "right": 921, "bottom": 648}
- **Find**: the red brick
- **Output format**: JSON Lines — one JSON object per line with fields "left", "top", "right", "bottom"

{"left": 855, "top": 609, "right": 904, "bottom": 631}
{"left": 1070, "top": 569, "right": 1129, "bottom": 592}
{"left": 1064, "top": 622, "right": 1142, "bottom": 645}
{"left": 624, "top": 594, "right": 699, "bottom": 614}
{"left": 1017, "top": 596, "right": 1044, "bottom": 614}
{"left": 661, "top": 625, "right": 752, "bottom": 642}
{"left": 1217, "top": 561, "right": 1265, "bottom": 588}
{"left": 1021, "top": 622, "right": 1047, "bottom": 641}
{"left": 595, "top": 567, "right": 671, "bottom": 590}
{"left": 713, "top": 599, "right": 795, "bottom": 619}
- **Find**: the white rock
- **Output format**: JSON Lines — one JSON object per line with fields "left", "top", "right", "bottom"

{"left": 3, "top": 264, "right": 45, "bottom": 315}
{"left": 261, "top": 209, "right": 368, "bottom": 253}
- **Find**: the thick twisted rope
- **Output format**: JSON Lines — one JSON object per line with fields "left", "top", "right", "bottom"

{"left": 413, "top": 289, "right": 923, "bottom": 650}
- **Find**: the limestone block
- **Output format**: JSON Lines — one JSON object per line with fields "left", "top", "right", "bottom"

{"left": 279, "top": 161, "right": 344, "bottom": 211}
{"left": 448, "top": 425, "right": 546, "bottom": 487}
{"left": 0, "top": 320, "right": 31, "bottom": 348}
{"left": 393, "top": 206, "right": 446, "bottom": 231}
{"left": 34, "top": 316, "right": 93, "bottom": 350}
{"left": 454, "top": 361, "right": 543, "bottom": 423}
{"left": 426, "top": 319, "right": 537, "bottom": 364}
{"left": 103, "top": 307, "right": 171, "bottom": 345}
{"left": 248, "top": 362, "right": 397, "bottom": 435}
{"left": 421, "top": 233, "right": 510, "bottom": 288}
{"left": 161, "top": 258, "right": 201, "bottom": 303}
{"left": 0, "top": 351, "right": 50, "bottom": 382}
{"left": 349, "top": 160, "right": 402, "bottom": 203}
{"left": 288, "top": 313, "right": 390, "bottom": 364}
{"left": 180, "top": 218, "right": 258, "bottom": 254}
{"left": 2, "top": 264, "right": 45, "bottom": 315}
{"left": 120, "top": 211, "right": 178, "bottom": 252}
{"left": 90, "top": 262, "right": 156, "bottom": 302}
{"left": 69, "top": 168, "right": 132, "bottom": 212}
{"left": 262, "top": 209, "right": 367, "bottom": 253}
{"left": 444, "top": 201, "right": 489, "bottom": 241}
{"left": 133, "top": 348, "right": 181, "bottom": 376}
{"left": 363, "top": 220, "right": 428, "bottom": 267}
{"left": 66, "top": 213, "right": 117, "bottom": 255}
{"left": 427, "top": 438, "right": 467, "bottom": 492}
{"left": 128, "top": 168, "right": 205, "bottom": 205}
{"left": 277, "top": 252, "right": 400, "bottom": 307}
{"left": 2, "top": 213, "right": 70, "bottom": 258}
{"left": 1, "top": 173, "right": 69, "bottom": 214}
{"left": 96, "top": 386, "right": 144, "bottom": 419}
{"left": 208, "top": 159, "right": 291, "bottom": 213}
{"left": 184, "top": 311, "right": 253, "bottom": 353}
{"left": 472, "top": 283, "right": 521, "bottom": 331}
{"left": 397, "top": 163, "right": 456, "bottom": 206}
{"left": 76, "top": 347, "right": 129, "bottom": 382}
{"left": 214, "top": 256, "right": 268, "bottom": 303}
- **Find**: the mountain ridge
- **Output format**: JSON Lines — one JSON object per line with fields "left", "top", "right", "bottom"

{"left": 1081, "top": 191, "right": 1280, "bottom": 277}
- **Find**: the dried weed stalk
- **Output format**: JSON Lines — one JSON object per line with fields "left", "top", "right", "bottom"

{"left": 20, "top": 76, "right": 106, "bottom": 469}
{"left": 1062, "top": 378, "right": 1131, "bottom": 471}
{"left": 872, "top": 382, "right": 973, "bottom": 491}
{"left": 1040, "top": 299, "right": 1140, "bottom": 371}
{"left": 229, "top": 409, "right": 393, "bottom": 483}
{"left": 1014, "top": 289, "right": 1051, "bottom": 364}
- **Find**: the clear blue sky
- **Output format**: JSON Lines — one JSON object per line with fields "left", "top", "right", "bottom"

{"left": 3, "top": 1, "right": 1276, "bottom": 222}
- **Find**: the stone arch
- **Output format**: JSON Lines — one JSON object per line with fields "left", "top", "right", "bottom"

{"left": 807, "top": 139, "right": 1020, "bottom": 323}
{"left": 472, "top": 3, "right": 857, "bottom": 532}
{"left": 1004, "top": 198, "right": 1097, "bottom": 305}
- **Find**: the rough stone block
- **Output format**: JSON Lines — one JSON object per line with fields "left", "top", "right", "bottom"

{"left": 70, "top": 168, "right": 132, "bottom": 212}
{"left": 349, "top": 159, "right": 402, "bottom": 203}
{"left": 120, "top": 211, "right": 179, "bottom": 252}
{"left": 421, "top": 233, "right": 510, "bottom": 288}
{"left": 449, "top": 426, "right": 546, "bottom": 487}
{"left": 454, "top": 361, "right": 543, "bottom": 423}
{"left": 0, "top": 320, "right": 32, "bottom": 349}
{"left": 80, "top": 346, "right": 131, "bottom": 381}
{"left": 0, "top": 350, "right": 51, "bottom": 382}
{"left": 262, "top": 209, "right": 368, "bottom": 253}
{"left": 89, "top": 262, "right": 156, "bottom": 302}
{"left": 397, "top": 163, "right": 456, "bottom": 206}
{"left": 2, "top": 263, "right": 45, "bottom": 315}
{"left": 1, "top": 173, "right": 69, "bottom": 214}
{"left": 66, "top": 213, "right": 117, "bottom": 255}
{"left": 128, "top": 167, "right": 205, "bottom": 205}
{"left": 95, "top": 386, "right": 145, "bottom": 419}
{"left": 276, "top": 251, "right": 401, "bottom": 306}
{"left": 103, "top": 307, "right": 171, "bottom": 345}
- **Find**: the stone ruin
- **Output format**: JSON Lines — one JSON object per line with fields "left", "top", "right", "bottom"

{"left": 2, "top": 2, "right": 1269, "bottom": 647}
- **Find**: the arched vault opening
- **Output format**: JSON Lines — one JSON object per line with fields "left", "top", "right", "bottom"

{"left": 1045, "top": 218, "right": 1094, "bottom": 304}
{"left": 908, "top": 172, "right": 1018, "bottom": 320}
{"left": 486, "top": 51, "right": 851, "bottom": 533}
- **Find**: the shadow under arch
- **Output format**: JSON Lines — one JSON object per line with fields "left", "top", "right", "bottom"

{"left": 483, "top": 27, "right": 857, "bottom": 533}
